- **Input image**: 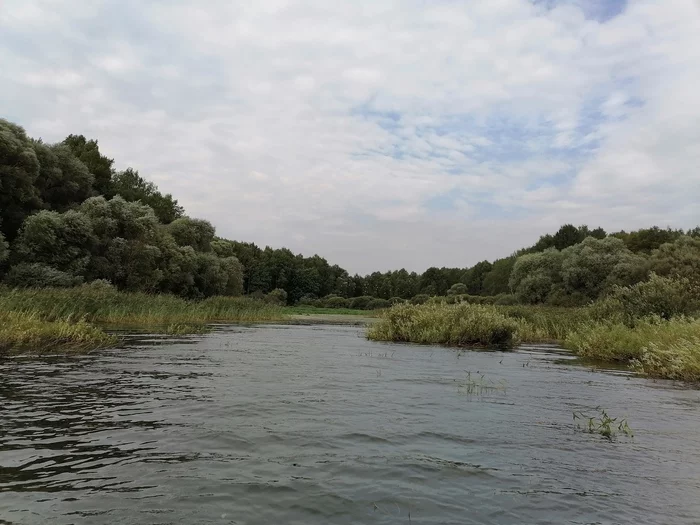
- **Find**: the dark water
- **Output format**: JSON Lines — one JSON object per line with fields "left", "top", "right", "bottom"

{"left": 2, "top": 325, "right": 700, "bottom": 525}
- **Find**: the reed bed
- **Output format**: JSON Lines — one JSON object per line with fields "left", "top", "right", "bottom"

{"left": 0, "top": 311, "right": 117, "bottom": 355}
{"left": 367, "top": 303, "right": 520, "bottom": 348}
{"left": 0, "top": 286, "right": 285, "bottom": 326}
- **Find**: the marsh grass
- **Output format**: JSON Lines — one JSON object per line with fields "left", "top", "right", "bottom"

{"left": 0, "top": 311, "right": 117, "bottom": 355}
{"left": 0, "top": 286, "right": 285, "bottom": 327}
{"left": 367, "top": 303, "right": 520, "bottom": 348}
{"left": 573, "top": 407, "right": 633, "bottom": 441}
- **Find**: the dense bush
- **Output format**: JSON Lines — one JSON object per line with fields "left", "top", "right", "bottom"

{"left": 410, "top": 294, "right": 430, "bottom": 305}
{"left": 594, "top": 274, "right": 699, "bottom": 323}
{"left": 368, "top": 303, "right": 520, "bottom": 347}
{"left": 5, "top": 263, "right": 83, "bottom": 288}
{"left": 324, "top": 296, "right": 350, "bottom": 308}
{"left": 265, "top": 288, "right": 288, "bottom": 305}
{"left": 366, "top": 298, "right": 390, "bottom": 310}
{"left": 350, "top": 296, "right": 373, "bottom": 309}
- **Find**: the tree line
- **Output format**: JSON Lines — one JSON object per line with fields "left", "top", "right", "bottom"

{"left": 1, "top": 118, "right": 698, "bottom": 306}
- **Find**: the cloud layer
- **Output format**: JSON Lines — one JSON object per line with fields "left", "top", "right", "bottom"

{"left": 2, "top": 0, "right": 699, "bottom": 272}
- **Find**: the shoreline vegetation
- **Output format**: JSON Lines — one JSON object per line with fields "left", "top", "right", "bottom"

{"left": 1, "top": 118, "right": 699, "bottom": 381}
{"left": 0, "top": 285, "right": 285, "bottom": 355}
{"left": 368, "top": 274, "right": 700, "bottom": 382}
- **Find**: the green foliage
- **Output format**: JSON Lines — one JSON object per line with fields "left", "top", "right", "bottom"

{"left": 0, "top": 231, "right": 8, "bottom": 267}
{"left": 650, "top": 236, "right": 700, "bottom": 285}
{"left": 447, "top": 283, "right": 468, "bottom": 295}
{"left": 0, "top": 310, "right": 116, "bottom": 355}
{"left": 167, "top": 217, "right": 216, "bottom": 252}
{"left": 564, "top": 317, "right": 700, "bottom": 363}
{"left": 509, "top": 249, "right": 564, "bottom": 304}
{"left": 595, "top": 273, "right": 700, "bottom": 323}
{"left": 368, "top": 303, "right": 521, "bottom": 348}
{"left": 560, "top": 237, "right": 648, "bottom": 300}
{"left": 5, "top": 263, "right": 83, "bottom": 288}
{"left": 367, "top": 298, "right": 390, "bottom": 310}
{"left": 265, "top": 288, "right": 288, "bottom": 305}
{"left": 322, "top": 295, "right": 350, "bottom": 308}
{"left": 109, "top": 168, "right": 184, "bottom": 223}
{"left": 32, "top": 142, "right": 94, "bottom": 212}
{"left": 12, "top": 209, "right": 94, "bottom": 275}
{"left": 0, "top": 119, "right": 42, "bottom": 241}
{"left": 0, "top": 285, "right": 284, "bottom": 328}
{"left": 634, "top": 336, "right": 700, "bottom": 382}
{"left": 410, "top": 294, "right": 430, "bottom": 305}
{"left": 573, "top": 408, "right": 633, "bottom": 441}
{"left": 350, "top": 295, "right": 374, "bottom": 309}
{"left": 612, "top": 226, "right": 684, "bottom": 254}
{"left": 62, "top": 134, "right": 114, "bottom": 195}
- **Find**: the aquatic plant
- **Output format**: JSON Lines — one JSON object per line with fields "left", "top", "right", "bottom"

{"left": 0, "top": 311, "right": 117, "bottom": 354}
{"left": 367, "top": 303, "right": 520, "bottom": 348}
{"left": 457, "top": 371, "right": 507, "bottom": 396}
{"left": 564, "top": 316, "right": 700, "bottom": 365}
{"left": 573, "top": 407, "right": 633, "bottom": 441}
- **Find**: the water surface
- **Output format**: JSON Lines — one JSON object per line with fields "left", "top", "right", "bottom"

{"left": 1, "top": 324, "right": 700, "bottom": 524}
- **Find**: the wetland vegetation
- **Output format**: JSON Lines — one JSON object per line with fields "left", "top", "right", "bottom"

{"left": 1, "top": 117, "right": 699, "bottom": 381}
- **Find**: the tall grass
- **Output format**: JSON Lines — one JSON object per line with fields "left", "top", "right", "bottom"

{"left": 367, "top": 303, "right": 521, "bottom": 348}
{"left": 0, "top": 311, "right": 117, "bottom": 355}
{"left": 564, "top": 317, "right": 700, "bottom": 381}
{"left": 0, "top": 285, "right": 285, "bottom": 326}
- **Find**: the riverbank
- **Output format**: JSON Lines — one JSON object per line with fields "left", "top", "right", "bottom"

{"left": 367, "top": 302, "right": 700, "bottom": 381}
{"left": 0, "top": 285, "right": 286, "bottom": 354}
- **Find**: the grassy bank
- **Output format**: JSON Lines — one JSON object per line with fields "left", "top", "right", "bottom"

{"left": 0, "top": 285, "right": 285, "bottom": 326}
{"left": 367, "top": 301, "right": 700, "bottom": 382}
{"left": 565, "top": 317, "right": 700, "bottom": 381}
{"left": 0, "top": 285, "right": 286, "bottom": 354}
{"left": 0, "top": 311, "right": 117, "bottom": 355}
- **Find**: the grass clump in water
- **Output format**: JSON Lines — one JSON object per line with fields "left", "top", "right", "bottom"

{"left": 0, "top": 311, "right": 117, "bottom": 355}
{"left": 573, "top": 407, "right": 633, "bottom": 441}
{"left": 367, "top": 302, "right": 520, "bottom": 348}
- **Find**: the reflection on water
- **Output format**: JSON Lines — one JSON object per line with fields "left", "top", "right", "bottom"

{"left": 1, "top": 325, "right": 700, "bottom": 524}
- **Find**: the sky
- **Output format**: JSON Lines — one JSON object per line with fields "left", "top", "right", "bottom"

{"left": 1, "top": 0, "right": 699, "bottom": 274}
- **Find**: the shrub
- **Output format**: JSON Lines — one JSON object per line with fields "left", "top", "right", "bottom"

{"left": 350, "top": 295, "right": 373, "bottom": 309}
{"left": 324, "top": 296, "right": 350, "bottom": 309}
{"left": 594, "top": 273, "right": 700, "bottom": 324}
{"left": 265, "top": 288, "right": 288, "bottom": 305}
{"left": 367, "top": 303, "right": 520, "bottom": 348}
{"left": 388, "top": 297, "right": 405, "bottom": 305}
{"left": 494, "top": 293, "right": 518, "bottom": 306}
{"left": 410, "top": 294, "right": 430, "bottom": 305}
{"left": 5, "top": 263, "right": 83, "bottom": 288}
{"left": 367, "top": 298, "right": 390, "bottom": 310}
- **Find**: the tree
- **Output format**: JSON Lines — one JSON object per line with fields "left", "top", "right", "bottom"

{"left": 32, "top": 142, "right": 94, "bottom": 211}
{"left": 447, "top": 283, "right": 468, "bottom": 295}
{"left": 461, "top": 260, "right": 492, "bottom": 295}
{"left": 109, "top": 168, "right": 184, "bottom": 223}
{"left": 650, "top": 236, "right": 700, "bottom": 285}
{"left": 509, "top": 249, "right": 564, "bottom": 304}
{"left": 12, "top": 210, "right": 94, "bottom": 275}
{"left": 167, "top": 217, "right": 215, "bottom": 252}
{"left": 0, "top": 119, "right": 42, "bottom": 240}
{"left": 560, "top": 237, "right": 648, "bottom": 300}
{"left": 481, "top": 257, "right": 516, "bottom": 295}
{"left": 62, "top": 134, "right": 114, "bottom": 195}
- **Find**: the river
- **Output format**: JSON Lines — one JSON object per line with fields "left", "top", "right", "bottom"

{"left": 1, "top": 324, "right": 699, "bottom": 524}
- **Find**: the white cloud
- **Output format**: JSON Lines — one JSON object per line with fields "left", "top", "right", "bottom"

{"left": 0, "top": 0, "right": 699, "bottom": 273}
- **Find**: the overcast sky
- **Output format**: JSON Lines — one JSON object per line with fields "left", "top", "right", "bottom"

{"left": 2, "top": 0, "right": 699, "bottom": 274}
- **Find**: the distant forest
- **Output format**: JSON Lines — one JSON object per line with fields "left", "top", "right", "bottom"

{"left": 2, "top": 118, "right": 698, "bottom": 307}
